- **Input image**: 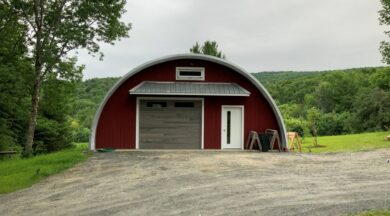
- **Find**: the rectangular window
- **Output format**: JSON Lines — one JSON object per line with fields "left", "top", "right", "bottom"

{"left": 179, "top": 71, "right": 202, "bottom": 77}
{"left": 176, "top": 67, "right": 205, "bottom": 81}
{"left": 227, "top": 111, "right": 231, "bottom": 144}
{"left": 174, "top": 102, "right": 195, "bottom": 108}
{"left": 146, "top": 101, "right": 167, "bottom": 108}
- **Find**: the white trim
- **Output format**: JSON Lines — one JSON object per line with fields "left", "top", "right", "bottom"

{"left": 131, "top": 81, "right": 246, "bottom": 85}
{"left": 130, "top": 92, "right": 249, "bottom": 96}
{"left": 176, "top": 67, "right": 205, "bottom": 81}
{"left": 130, "top": 81, "right": 146, "bottom": 93}
{"left": 89, "top": 54, "right": 288, "bottom": 150}
{"left": 221, "top": 105, "right": 245, "bottom": 150}
{"left": 135, "top": 97, "right": 140, "bottom": 149}
{"left": 201, "top": 99, "right": 204, "bottom": 149}
{"left": 136, "top": 97, "right": 204, "bottom": 150}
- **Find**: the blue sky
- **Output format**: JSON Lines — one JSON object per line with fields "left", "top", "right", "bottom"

{"left": 77, "top": 0, "right": 387, "bottom": 79}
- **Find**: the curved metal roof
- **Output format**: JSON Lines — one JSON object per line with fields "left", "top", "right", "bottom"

{"left": 90, "top": 53, "right": 287, "bottom": 150}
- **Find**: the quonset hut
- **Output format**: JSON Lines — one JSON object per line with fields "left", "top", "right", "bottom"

{"left": 90, "top": 54, "right": 287, "bottom": 150}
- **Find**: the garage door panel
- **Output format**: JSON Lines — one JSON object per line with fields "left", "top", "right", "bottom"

{"left": 139, "top": 100, "right": 201, "bottom": 149}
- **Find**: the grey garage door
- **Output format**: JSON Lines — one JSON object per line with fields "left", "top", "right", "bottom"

{"left": 139, "top": 100, "right": 202, "bottom": 149}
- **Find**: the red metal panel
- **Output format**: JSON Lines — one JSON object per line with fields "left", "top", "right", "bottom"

{"left": 95, "top": 59, "right": 280, "bottom": 149}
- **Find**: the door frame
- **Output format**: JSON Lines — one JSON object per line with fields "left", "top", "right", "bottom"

{"left": 136, "top": 97, "right": 204, "bottom": 149}
{"left": 221, "top": 105, "right": 244, "bottom": 150}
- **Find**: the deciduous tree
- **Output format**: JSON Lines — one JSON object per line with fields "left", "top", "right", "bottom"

{"left": 0, "top": 2, "right": 31, "bottom": 151}
{"left": 379, "top": 0, "right": 390, "bottom": 64}
{"left": 3, "top": 0, "right": 131, "bottom": 156}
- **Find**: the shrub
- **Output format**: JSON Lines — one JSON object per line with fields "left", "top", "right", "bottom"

{"left": 316, "top": 112, "right": 352, "bottom": 135}
{"left": 72, "top": 127, "right": 90, "bottom": 142}
{"left": 284, "top": 117, "right": 307, "bottom": 138}
{"left": 33, "top": 117, "right": 72, "bottom": 154}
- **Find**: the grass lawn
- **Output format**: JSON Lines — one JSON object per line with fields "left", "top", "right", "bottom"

{"left": 298, "top": 131, "right": 390, "bottom": 153}
{"left": 0, "top": 143, "right": 89, "bottom": 194}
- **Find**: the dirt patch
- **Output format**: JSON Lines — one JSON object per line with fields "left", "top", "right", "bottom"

{"left": 1, "top": 150, "right": 390, "bottom": 216}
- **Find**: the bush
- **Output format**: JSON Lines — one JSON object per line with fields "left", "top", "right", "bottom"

{"left": 316, "top": 112, "right": 352, "bottom": 136}
{"left": 352, "top": 88, "right": 390, "bottom": 132}
{"left": 33, "top": 117, "right": 72, "bottom": 154}
{"left": 284, "top": 117, "right": 307, "bottom": 138}
{"left": 72, "top": 127, "right": 90, "bottom": 142}
{"left": 0, "top": 119, "right": 16, "bottom": 151}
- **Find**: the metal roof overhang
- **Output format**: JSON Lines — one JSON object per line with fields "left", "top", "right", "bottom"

{"left": 129, "top": 81, "right": 250, "bottom": 96}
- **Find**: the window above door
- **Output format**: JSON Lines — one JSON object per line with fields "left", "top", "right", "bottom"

{"left": 176, "top": 67, "right": 205, "bottom": 81}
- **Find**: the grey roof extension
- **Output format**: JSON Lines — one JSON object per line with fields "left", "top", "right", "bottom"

{"left": 129, "top": 81, "right": 250, "bottom": 96}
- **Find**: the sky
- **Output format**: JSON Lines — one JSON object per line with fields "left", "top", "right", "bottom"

{"left": 77, "top": 0, "right": 387, "bottom": 79}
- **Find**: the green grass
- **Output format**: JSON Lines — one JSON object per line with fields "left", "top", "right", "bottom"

{"left": 347, "top": 210, "right": 390, "bottom": 216}
{"left": 298, "top": 131, "right": 390, "bottom": 153}
{"left": 0, "top": 143, "right": 89, "bottom": 194}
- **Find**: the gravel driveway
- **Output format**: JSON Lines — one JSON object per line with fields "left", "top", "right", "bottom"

{"left": 1, "top": 150, "right": 390, "bottom": 216}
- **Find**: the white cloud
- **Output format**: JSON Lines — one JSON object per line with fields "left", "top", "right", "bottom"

{"left": 77, "top": 0, "right": 387, "bottom": 79}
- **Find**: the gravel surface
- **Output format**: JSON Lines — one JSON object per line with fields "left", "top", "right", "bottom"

{"left": 1, "top": 149, "right": 390, "bottom": 216}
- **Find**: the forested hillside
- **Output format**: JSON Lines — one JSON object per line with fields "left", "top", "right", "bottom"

{"left": 255, "top": 67, "right": 390, "bottom": 137}
{"left": 69, "top": 78, "right": 119, "bottom": 142}
{"left": 68, "top": 67, "right": 390, "bottom": 142}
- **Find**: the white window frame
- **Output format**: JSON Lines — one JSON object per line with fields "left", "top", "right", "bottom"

{"left": 176, "top": 67, "right": 205, "bottom": 81}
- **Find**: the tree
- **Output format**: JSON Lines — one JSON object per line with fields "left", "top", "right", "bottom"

{"left": 379, "top": 0, "right": 390, "bottom": 64}
{"left": 189, "top": 42, "right": 201, "bottom": 54}
{"left": 316, "top": 112, "right": 352, "bottom": 135}
{"left": 3, "top": 0, "right": 131, "bottom": 157}
{"left": 370, "top": 68, "right": 390, "bottom": 91}
{"left": 0, "top": 2, "right": 31, "bottom": 152}
{"left": 352, "top": 88, "right": 390, "bottom": 131}
{"left": 307, "top": 107, "right": 321, "bottom": 147}
{"left": 314, "top": 73, "right": 362, "bottom": 113}
{"left": 189, "top": 40, "right": 226, "bottom": 59}
{"left": 34, "top": 75, "right": 77, "bottom": 153}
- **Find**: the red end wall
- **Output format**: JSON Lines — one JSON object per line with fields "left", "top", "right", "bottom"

{"left": 95, "top": 59, "right": 280, "bottom": 149}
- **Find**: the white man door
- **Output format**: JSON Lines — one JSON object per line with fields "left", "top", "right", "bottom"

{"left": 221, "top": 106, "right": 244, "bottom": 149}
